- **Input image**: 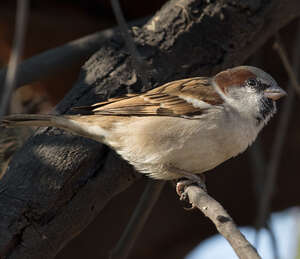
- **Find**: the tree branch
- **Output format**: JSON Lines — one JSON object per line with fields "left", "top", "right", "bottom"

{"left": 0, "top": 18, "right": 147, "bottom": 90}
{"left": 0, "top": 0, "right": 29, "bottom": 116}
{"left": 182, "top": 185, "right": 261, "bottom": 259}
{"left": 110, "top": 0, "right": 150, "bottom": 91}
{"left": 254, "top": 25, "right": 300, "bottom": 241}
{"left": 1, "top": 0, "right": 300, "bottom": 258}
{"left": 108, "top": 3, "right": 163, "bottom": 259}
{"left": 109, "top": 180, "right": 165, "bottom": 259}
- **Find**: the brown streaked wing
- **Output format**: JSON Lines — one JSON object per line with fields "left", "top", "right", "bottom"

{"left": 72, "top": 94, "right": 139, "bottom": 112}
{"left": 176, "top": 78, "right": 223, "bottom": 105}
{"left": 74, "top": 77, "right": 223, "bottom": 117}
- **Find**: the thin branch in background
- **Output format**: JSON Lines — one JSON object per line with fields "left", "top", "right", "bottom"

{"left": 108, "top": 2, "right": 163, "bottom": 259}
{"left": 248, "top": 49, "right": 267, "bottom": 195}
{"left": 0, "top": 29, "right": 114, "bottom": 91}
{"left": 108, "top": 2, "right": 162, "bottom": 259}
{"left": 254, "top": 22, "right": 300, "bottom": 243}
{"left": 110, "top": 0, "right": 150, "bottom": 91}
{"left": 249, "top": 139, "right": 266, "bottom": 197}
{"left": 248, "top": 53, "right": 280, "bottom": 259}
{"left": 182, "top": 185, "right": 262, "bottom": 259}
{"left": 266, "top": 222, "right": 280, "bottom": 259}
{"left": 109, "top": 180, "right": 165, "bottom": 259}
{"left": 273, "top": 35, "right": 300, "bottom": 97}
{"left": 0, "top": 0, "right": 29, "bottom": 116}
{"left": 0, "top": 17, "right": 148, "bottom": 91}
{"left": 110, "top": 0, "right": 165, "bottom": 259}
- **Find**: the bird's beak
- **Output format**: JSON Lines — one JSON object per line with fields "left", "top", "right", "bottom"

{"left": 264, "top": 86, "right": 287, "bottom": 101}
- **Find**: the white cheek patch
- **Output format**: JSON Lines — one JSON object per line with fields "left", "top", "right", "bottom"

{"left": 179, "top": 95, "right": 212, "bottom": 109}
{"left": 211, "top": 80, "right": 231, "bottom": 104}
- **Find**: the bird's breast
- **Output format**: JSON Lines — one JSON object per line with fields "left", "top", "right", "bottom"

{"left": 107, "top": 112, "right": 259, "bottom": 179}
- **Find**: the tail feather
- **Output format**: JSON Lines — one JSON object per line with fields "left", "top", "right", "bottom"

{"left": 0, "top": 114, "right": 108, "bottom": 143}
{"left": 0, "top": 114, "right": 55, "bottom": 127}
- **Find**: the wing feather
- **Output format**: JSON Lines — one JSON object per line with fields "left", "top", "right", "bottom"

{"left": 72, "top": 77, "right": 223, "bottom": 118}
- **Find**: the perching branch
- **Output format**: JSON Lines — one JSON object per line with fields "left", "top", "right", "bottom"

{"left": 182, "top": 185, "right": 261, "bottom": 259}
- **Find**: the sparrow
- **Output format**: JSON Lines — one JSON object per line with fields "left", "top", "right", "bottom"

{"left": 0, "top": 66, "right": 286, "bottom": 185}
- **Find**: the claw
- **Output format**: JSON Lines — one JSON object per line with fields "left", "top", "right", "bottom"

{"left": 176, "top": 179, "right": 194, "bottom": 197}
{"left": 184, "top": 204, "right": 196, "bottom": 211}
{"left": 176, "top": 176, "right": 207, "bottom": 209}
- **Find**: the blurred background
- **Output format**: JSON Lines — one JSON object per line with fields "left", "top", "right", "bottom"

{"left": 0, "top": 0, "right": 299, "bottom": 258}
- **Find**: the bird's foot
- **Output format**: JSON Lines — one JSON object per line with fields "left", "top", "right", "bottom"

{"left": 176, "top": 174, "right": 207, "bottom": 202}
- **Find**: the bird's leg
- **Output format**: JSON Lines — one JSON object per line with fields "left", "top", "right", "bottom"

{"left": 169, "top": 167, "right": 207, "bottom": 199}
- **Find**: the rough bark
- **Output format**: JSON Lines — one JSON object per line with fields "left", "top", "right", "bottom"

{"left": 0, "top": 0, "right": 300, "bottom": 258}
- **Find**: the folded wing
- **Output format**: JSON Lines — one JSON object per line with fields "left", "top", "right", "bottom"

{"left": 74, "top": 77, "right": 223, "bottom": 118}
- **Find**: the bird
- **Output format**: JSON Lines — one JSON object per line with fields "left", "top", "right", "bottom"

{"left": 0, "top": 66, "right": 286, "bottom": 189}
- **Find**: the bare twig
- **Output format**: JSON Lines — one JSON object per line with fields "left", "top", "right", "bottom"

{"left": 0, "top": 0, "right": 29, "bottom": 116}
{"left": 183, "top": 185, "right": 261, "bottom": 259}
{"left": 248, "top": 54, "right": 280, "bottom": 258}
{"left": 110, "top": 180, "right": 165, "bottom": 259}
{"left": 273, "top": 35, "right": 300, "bottom": 97}
{"left": 248, "top": 54, "right": 269, "bottom": 207}
{"left": 254, "top": 26, "right": 300, "bottom": 240}
{"left": 0, "top": 18, "right": 147, "bottom": 91}
{"left": 108, "top": 3, "right": 161, "bottom": 259}
{"left": 110, "top": 0, "right": 150, "bottom": 91}
{"left": 266, "top": 222, "right": 280, "bottom": 259}
{"left": 249, "top": 139, "right": 266, "bottom": 197}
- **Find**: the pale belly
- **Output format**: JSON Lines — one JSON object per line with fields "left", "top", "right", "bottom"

{"left": 107, "top": 114, "right": 257, "bottom": 180}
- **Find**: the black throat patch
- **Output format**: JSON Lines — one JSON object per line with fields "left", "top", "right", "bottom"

{"left": 256, "top": 97, "right": 275, "bottom": 125}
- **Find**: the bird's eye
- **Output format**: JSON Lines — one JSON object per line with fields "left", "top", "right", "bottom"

{"left": 246, "top": 78, "right": 258, "bottom": 87}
